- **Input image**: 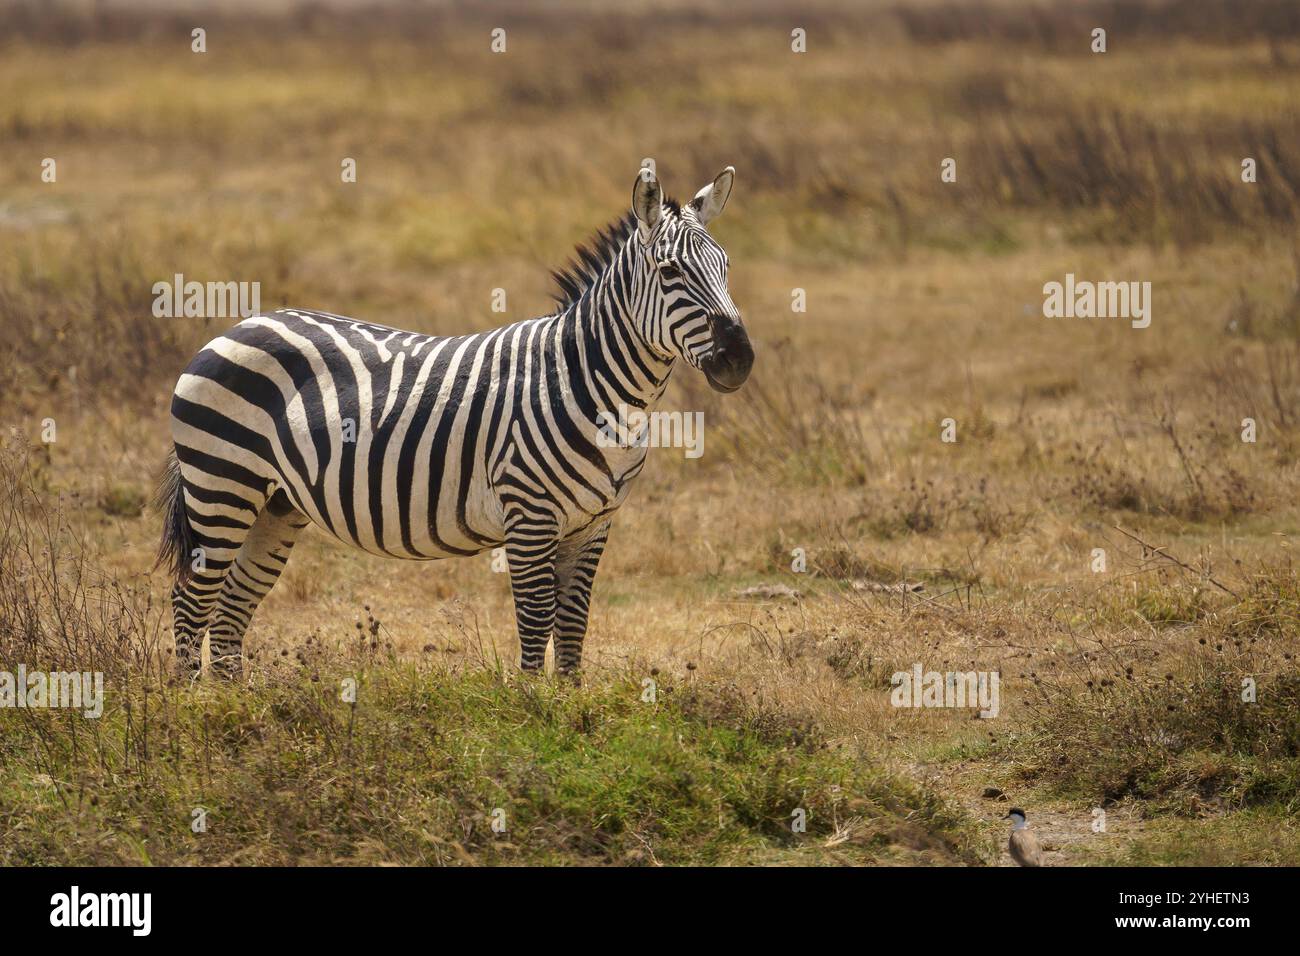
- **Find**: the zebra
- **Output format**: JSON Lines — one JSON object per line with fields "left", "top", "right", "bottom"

{"left": 156, "top": 165, "right": 754, "bottom": 680}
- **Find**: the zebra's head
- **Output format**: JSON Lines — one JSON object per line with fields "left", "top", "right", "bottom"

{"left": 631, "top": 167, "right": 754, "bottom": 393}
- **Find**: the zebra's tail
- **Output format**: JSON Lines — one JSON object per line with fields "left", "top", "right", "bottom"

{"left": 154, "top": 448, "right": 194, "bottom": 584}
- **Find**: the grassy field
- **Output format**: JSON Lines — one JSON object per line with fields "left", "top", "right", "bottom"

{"left": 2, "top": 0, "right": 1300, "bottom": 865}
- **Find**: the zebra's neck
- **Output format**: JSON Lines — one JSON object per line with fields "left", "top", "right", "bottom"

{"left": 560, "top": 233, "right": 674, "bottom": 414}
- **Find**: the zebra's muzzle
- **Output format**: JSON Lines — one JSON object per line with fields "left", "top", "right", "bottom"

{"left": 701, "top": 314, "right": 754, "bottom": 393}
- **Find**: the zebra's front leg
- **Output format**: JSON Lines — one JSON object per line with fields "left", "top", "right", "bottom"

{"left": 503, "top": 516, "right": 560, "bottom": 673}
{"left": 553, "top": 520, "right": 611, "bottom": 678}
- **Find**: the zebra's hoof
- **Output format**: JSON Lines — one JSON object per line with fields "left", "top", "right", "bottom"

{"left": 208, "top": 660, "right": 243, "bottom": 682}
{"left": 172, "top": 660, "right": 202, "bottom": 684}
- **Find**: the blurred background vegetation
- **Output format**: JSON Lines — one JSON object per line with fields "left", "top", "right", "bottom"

{"left": 4, "top": 0, "right": 1300, "bottom": 401}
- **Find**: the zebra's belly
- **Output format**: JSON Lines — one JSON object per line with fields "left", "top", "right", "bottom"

{"left": 270, "top": 450, "right": 507, "bottom": 561}
{"left": 278, "top": 460, "right": 625, "bottom": 558}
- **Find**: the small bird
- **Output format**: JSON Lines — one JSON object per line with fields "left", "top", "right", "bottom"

{"left": 1005, "top": 808, "right": 1044, "bottom": 867}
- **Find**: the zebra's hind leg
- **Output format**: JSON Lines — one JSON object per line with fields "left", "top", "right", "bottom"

{"left": 170, "top": 503, "right": 260, "bottom": 681}
{"left": 172, "top": 574, "right": 230, "bottom": 680}
{"left": 207, "top": 491, "right": 309, "bottom": 681}
{"left": 553, "top": 520, "right": 611, "bottom": 678}
{"left": 503, "top": 507, "right": 560, "bottom": 673}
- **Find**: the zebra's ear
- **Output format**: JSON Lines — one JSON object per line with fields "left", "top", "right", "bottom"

{"left": 690, "top": 166, "right": 735, "bottom": 226}
{"left": 632, "top": 169, "right": 663, "bottom": 239}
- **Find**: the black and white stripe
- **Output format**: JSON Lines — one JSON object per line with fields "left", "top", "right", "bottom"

{"left": 157, "top": 166, "right": 753, "bottom": 679}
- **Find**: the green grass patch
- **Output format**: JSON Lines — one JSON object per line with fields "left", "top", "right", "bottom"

{"left": 0, "top": 666, "right": 980, "bottom": 866}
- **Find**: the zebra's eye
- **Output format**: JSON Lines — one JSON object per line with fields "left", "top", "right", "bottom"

{"left": 659, "top": 263, "right": 682, "bottom": 281}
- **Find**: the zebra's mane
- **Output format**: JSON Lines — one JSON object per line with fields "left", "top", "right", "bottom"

{"left": 550, "top": 198, "right": 682, "bottom": 310}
